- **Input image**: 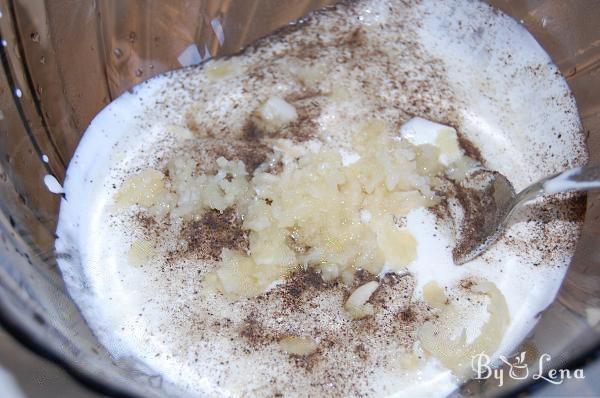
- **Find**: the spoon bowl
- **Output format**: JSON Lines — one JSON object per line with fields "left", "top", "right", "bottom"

{"left": 453, "top": 165, "right": 600, "bottom": 265}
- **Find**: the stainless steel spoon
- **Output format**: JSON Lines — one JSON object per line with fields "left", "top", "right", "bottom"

{"left": 453, "top": 165, "right": 600, "bottom": 265}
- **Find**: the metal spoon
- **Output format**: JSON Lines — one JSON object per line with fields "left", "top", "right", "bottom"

{"left": 453, "top": 165, "right": 600, "bottom": 265}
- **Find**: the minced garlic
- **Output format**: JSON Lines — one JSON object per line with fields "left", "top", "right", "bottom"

{"left": 115, "top": 118, "right": 469, "bottom": 299}
{"left": 114, "top": 168, "right": 168, "bottom": 209}
{"left": 127, "top": 239, "right": 155, "bottom": 267}
{"left": 253, "top": 96, "right": 298, "bottom": 133}
{"left": 206, "top": 119, "right": 438, "bottom": 297}
{"left": 279, "top": 336, "right": 319, "bottom": 356}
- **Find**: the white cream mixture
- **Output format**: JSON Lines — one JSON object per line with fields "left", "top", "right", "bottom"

{"left": 55, "top": 0, "right": 586, "bottom": 396}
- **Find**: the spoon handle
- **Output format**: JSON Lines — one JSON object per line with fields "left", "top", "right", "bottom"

{"left": 542, "top": 165, "right": 600, "bottom": 194}
{"left": 505, "top": 165, "right": 600, "bottom": 224}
